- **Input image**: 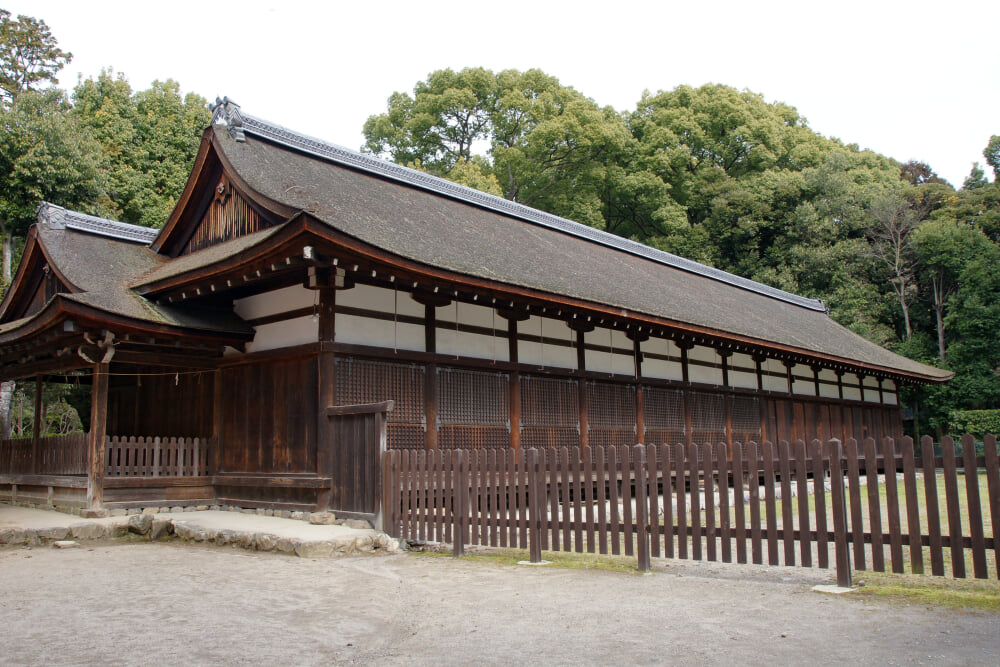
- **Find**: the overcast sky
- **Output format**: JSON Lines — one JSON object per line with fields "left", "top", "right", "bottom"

{"left": 7, "top": 0, "right": 999, "bottom": 188}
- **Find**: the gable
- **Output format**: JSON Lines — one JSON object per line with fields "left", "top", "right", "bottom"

{"left": 151, "top": 130, "right": 294, "bottom": 258}
{"left": 0, "top": 229, "right": 71, "bottom": 323}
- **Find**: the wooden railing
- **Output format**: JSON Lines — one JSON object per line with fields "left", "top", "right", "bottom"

{"left": 383, "top": 435, "right": 999, "bottom": 582}
{"left": 0, "top": 434, "right": 87, "bottom": 475}
{"left": 105, "top": 436, "right": 211, "bottom": 477}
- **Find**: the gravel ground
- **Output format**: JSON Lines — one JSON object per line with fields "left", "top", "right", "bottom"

{"left": 0, "top": 542, "right": 997, "bottom": 666}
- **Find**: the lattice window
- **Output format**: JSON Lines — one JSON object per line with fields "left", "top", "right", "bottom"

{"left": 690, "top": 391, "right": 726, "bottom": 444}
{"left": 588, "top": 381, "right": 636, "bottom": 447}
{"left": 437, "top": 367, "right": 510, "bottom": 450}
{"left": 731, "top": 395, "right": 761, "bottom": 443}
{"left": 335, "top": 357, "right": 426, "bottom": 449}
{"left": 520, "top": 375, "right": 579, "bottom": 427}
{"left": 644, "top": 386, "right": 685, "bottom": 445}
{"left": 438, "top": 367, "right": 508, "bottom": 426}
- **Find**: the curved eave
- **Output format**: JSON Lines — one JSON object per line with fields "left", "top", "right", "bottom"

{"left": 131, "top": 212, "right": 951, "bottom": 386}
{"left": 0, "top": 294, "right": 254, "bottom": 347}
{"left": 0, "top": 226, "right": 81, "bottom": 322}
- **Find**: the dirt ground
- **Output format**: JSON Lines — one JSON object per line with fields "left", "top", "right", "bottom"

{"left": 0, "top": 543, "right": 997, "bottom": 666}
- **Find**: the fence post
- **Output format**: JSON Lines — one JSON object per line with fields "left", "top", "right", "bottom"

{"left": 825, "top": 438, "right": 852, "bottom": 588}
{"left": 528, "top": 448, "right": 542, "bottom": 563}
{"left": 634, "top": 444, "right": 651, "bottom": 572}
{"left": 452, "top": 450, "right": 465, "bottom": 557}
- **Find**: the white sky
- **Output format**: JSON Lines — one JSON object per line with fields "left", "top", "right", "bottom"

{"left": 6, "top": 0, "right": 999, "bottom": 188}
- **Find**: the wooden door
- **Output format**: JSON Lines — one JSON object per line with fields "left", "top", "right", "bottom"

{"left": 325, "top": 401, "right": 394, "bottom": 522}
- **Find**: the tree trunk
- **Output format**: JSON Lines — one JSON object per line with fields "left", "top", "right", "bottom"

{"left": 2, "top": 231, "right": 11, "bottom": 287}
{"left": 0, "top": 380, "right": 15, "bottom": 439}
{"left": 932, "top": 274, "right": 946, "bottom": 364}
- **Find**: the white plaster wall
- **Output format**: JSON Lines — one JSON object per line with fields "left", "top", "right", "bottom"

{"left": 245, "top": 316, "right": 318, "bottom": 353}
{"left": 790, "top": 363, "right": 814, "bottom": 396}
{"left": 688, "top": 345, "right": 723, "bottom": 385}
{"left": 842, "top": 373, "right": 862, "bottom": 401}
{"left": 437, "top": 301, "right": 507, "bottom": 330}
{"left": 585, "top": 327, "right": 635, "bottom": 375}
{"left": 340, "top": 283, "right": 423, "bottom": 317}
{"left": 337, "top": 313, "right": 424, "bottom": 352}
{"left": 639, "top": 338, "right": 683, "bottom": 381}
{"left": 728, "top": 353, "right": 757, "bottom": 389}
{"left": 818, "top": 369, "right": 840, "bottom": 399}
{"left": 762, "top": 358, "right": 787, "bottom": 392}
{"left": 518, "top": 316, "right": 574, "bottom": 369}
{"left": 883, "top": 379, "right": 898, "bottom": 406}
{"left": 730, "top": 370, "right": 758, "bottom": 389}
{"left": 233, "top": 284, "right": 315, "bottom": 320}
{"left": 438, "top": 328, "right": 510, "bottom": 362}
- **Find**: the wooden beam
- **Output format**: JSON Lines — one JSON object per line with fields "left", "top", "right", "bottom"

{"left": 508, "top": 318, "right": 520, "bottom": 451}
{"left": 424, "top": 303, "right": 438, "bottom": 450}
{"left": 316, "top": 286, "right": 336, "bottom": 509}
{"left": 86, "top": 363, "right": 109, "bottom": 509}
{"left": 576, "top": 328, "right": 587, "bottom": 449}
{"left": 634, "top": 336, "right": 645, "bottom": 445}
{"left": 31, "top": 376, "right": 43, "bottom": 474}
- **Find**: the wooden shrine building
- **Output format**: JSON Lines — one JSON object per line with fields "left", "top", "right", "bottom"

{"left": 0, "top": 99, "right": 951, "bottom": 521}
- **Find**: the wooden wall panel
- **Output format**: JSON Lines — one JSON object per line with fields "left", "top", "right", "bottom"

{"left": 220, "top": 357, "right": 317, "bottom": 473}
{"left": 335, "top": 357, "right": 426, "bottom": 450}
{"left": 107, "top": 367, "right": 213, "bottom": 438}
{"left": 521, "top": 375, "right": 579, "bottom": 448}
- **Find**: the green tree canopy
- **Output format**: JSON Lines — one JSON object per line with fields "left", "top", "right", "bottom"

{"left": 0, "top": 9, "right": 71, "bottom": 106}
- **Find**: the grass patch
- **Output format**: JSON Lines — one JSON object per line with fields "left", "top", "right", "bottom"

{"left": 855, "top": 570, "right": 1000, "bottom": 612}
{"left": 410, "top": 547, "right": 642, "bottom": 575}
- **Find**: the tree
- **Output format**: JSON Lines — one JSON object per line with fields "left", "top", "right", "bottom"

{"left": 363, "top": 67, "right": 628, "bottom": 229}
{"left": 864, "top": 189, "right": 923, "bottom": 339}
{"left": 0, "top": 88, "right": 102, "bottom": 283}
{"left": 73, "top": 72, "right": 211, "bottom": 227}
{"left": 0, "top": 9, "right": 71, "bottom": 106}
{"left": 984, "top": 135, "right": 1000, "bottom": 180}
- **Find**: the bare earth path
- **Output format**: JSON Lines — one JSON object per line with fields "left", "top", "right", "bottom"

{"left": 0, "top": 543, "right": 997, "bottom": 666}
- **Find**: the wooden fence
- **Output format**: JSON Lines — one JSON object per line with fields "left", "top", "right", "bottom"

{"left": 382, "top": 435, "right": 1000, "bottom": 583}
{"left": 105, "top": 436, "right": 211, "bottom": 477}
{"left": 0, "top": 434, "right": 87, "bottom": 475}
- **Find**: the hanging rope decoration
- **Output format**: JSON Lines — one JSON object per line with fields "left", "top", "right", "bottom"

{"left": 455, "top": 298, "right": 460, "bottom": 360}
{"left": 393, "top": 282, "right": 398, "bottom": 354}
{"left": 491, "top": 305, "right": 496, "bottom": 364}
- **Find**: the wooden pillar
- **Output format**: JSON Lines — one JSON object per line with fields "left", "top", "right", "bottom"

{"left": 425, "top": 303, "right": 438, "bottom": 449}
{"left": 783, "top": 360, "right": 795, "bottom": 395}
{"left": 31, "top": 376, "right": 43, "bottom": 474}
{"left": 753, "top": 352, "right": 768, "bottom": 441}
{"left": 316, "top": 285, "right": 337, "bottom": 508}
{"left": 571, "top": 323, "right": 593, "bottom": 449}
{"left": 877, "top": 377, "right": 885, "bottom": 404}
{"left": 211, "top": 369, "right": 223, "bottom": 475}
{"left": 720, "top": 351, "right": 732, "bottom": 448}
{"left": 679, "top": 341, "right": 693, "bottom": 446}
{"left": 508, "top": 318, "right": 520, "bottom": 451}
{"left": 86, "top": 363, "right": 109, "bottom": 510}
{"left": 630, "top": 331, "right": 647, "bottom": 445}
{"left": 812, "top": 365, "right": 822, "bottom": 397}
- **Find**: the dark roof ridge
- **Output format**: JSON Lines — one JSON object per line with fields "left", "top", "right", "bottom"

{"left": 209, "top": 98, "right": 827, "bottom": 313}
{"left": 37, "top": 202, "right": 158, "bottom": 245}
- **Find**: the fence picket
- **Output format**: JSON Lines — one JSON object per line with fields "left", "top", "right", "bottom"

{"left": 844, "top": 438, "right": 865, "bottom": 569}
{"left": 733, "top": 441, "right": 746, "bottom": 564}
{"left": 748, "top": 441, "right": 762, "bottom": 565}
{"left": 862, "top": 437, "right": 885, "bottom": 571}
{"left": 984, "top": 435, "right": 1000, "bottom": 579}
{"left": 595, "top": 445, "right": 608, "bottom": 555}
{"left": 762, "top": 440, "right": 778, "bottom": 566}
{"left": 571, "top": 446, "right": 583, "bottom": 553}
{"left": 518, "top": 448, "right": 529, "bottom": 550}
{"left": 648, "top": 443, "right": 661, "bottom": 559}
{"left": 634, "top": 445, "right": 650, "bottom": 572}
{"left": 703, "top": 443, "right": 717, "bottom": 562}
{"left": 778, "top": 440, "right": 794, "bottom": 567}
{"left": 608, "top": 445, "right": 620, "bottom": 556}
{"left": 881, "top": 437, "right": 905, "bottom": 574}
{"left": 922, "top": 435, "right": 945, "bottom": 576}
{"left": 794, "top": 439, "right": 811, "bottom": 567}
{"left": 661, "top": 444, "right": 674, "bottom": 559}
{"left": 941, "top": 436, "right": 966, "bottom": 578}
{"left": 962, "top": 435, "right": 988, "bottom": 579}
{"left": 687, "top": 443, "right": 700, "bottom": 561}
{"left": 810, "top": 439, "right": 829, "bottom": 570}
{"left": 621, "top": 445, "right": 634, "bottom": 557}
{"left": 717, "top": 443, "right": 731, "bottom": 563}
{"left": 675, "top": 443, "right": 688, "bottom": 560}
{"left": 900, "top": 437, "right": 924, "bottom": 574}
{"left": 528, "top": 448, "right": 542, "bottom": 563}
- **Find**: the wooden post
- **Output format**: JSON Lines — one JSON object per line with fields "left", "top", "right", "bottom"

{"left": 508, "top": 318, "right": 521, "bottom": 451}
{"left": 720, "top": 351, "right": 732, "bottom": 448}
{"left": 86, "top": 363, "right": 109, "bottom": 510}
{"left": 425, "top": 303, "right": 439, "bottom": 450}
{"left": 31, "top": 376, "right": 42, "bottom": 474}
{"left": 632, "top": 334, "right": 645, "bottom": 445}
{"left": 679, "top": 342, "right": 693, "bottom": 446}
{"left": 825, "top": 438, "right": 852, "bottom": 588}
{"left": 528, "top": 447, "right": 542, "bottom": 563}
{"left": 572, "top": 324, "right": 592, "bottom": 449}
{"left": 316, "top": 285, "right": 337, "bottom": 509}
{"left": 211, "top": 369, "right": 223, "bottom": 475}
